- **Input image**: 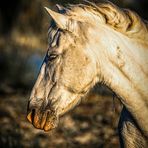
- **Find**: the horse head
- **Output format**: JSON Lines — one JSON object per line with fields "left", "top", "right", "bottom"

{"left": 27, "top": 5, "right": 99, "bottom": 131}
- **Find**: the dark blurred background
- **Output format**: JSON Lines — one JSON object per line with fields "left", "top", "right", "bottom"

{"left": 0, "top": 0, "right": 147, "bottom": 147}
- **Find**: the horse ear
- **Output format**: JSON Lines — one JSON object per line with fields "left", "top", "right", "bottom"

{"left": 44, "top": 7, "right": 68, "bottom": 30}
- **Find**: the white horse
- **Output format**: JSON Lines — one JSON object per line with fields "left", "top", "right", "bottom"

{"left": 27, "top": 1, "right": 148, "bottom": 147}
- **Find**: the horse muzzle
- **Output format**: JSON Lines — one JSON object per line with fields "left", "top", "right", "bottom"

{"left": 27, "top": 102, "right": 59, "bottom": 131}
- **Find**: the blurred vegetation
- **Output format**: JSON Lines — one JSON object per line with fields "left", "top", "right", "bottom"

{"left": 0, "top": 0, "right": 147, "bottom": 148}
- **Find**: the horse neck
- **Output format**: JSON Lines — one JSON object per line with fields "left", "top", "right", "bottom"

{"left": 90, "top": 26, "right": 148, "bottom": 135}
{"left": 90, "top": 25, "right": 148, "bottom": 98}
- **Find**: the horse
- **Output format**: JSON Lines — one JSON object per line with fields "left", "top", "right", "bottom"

{"left": 27, "top": 1, "right": 148, "bottom": 147}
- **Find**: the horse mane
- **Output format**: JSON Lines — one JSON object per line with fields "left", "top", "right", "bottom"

{"left": 65, "top": 1, "right": 148, "bottom": 42}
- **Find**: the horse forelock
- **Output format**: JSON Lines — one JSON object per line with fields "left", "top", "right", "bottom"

{"left": 48, "top": 25, "right": 59, "bottom": 45}
{"left": 62, "top": 2, "right": 148, "bottom": 42}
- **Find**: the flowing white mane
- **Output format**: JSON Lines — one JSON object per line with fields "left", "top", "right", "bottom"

{"left": 65, "top": 1, "right": 148, "bottom": 42}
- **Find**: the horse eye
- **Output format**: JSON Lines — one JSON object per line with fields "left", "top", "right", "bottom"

{"left": 47, "top": 54, "right": 58, "bottom": 61}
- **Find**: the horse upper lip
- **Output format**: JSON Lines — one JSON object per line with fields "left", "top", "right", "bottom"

{"left": 27, "top": 111, "right": 33, "bottom": 123}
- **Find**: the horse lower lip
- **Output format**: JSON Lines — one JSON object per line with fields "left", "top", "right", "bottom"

{"left": 43, "top": 117, "right": 58, "bottom": 131}
{"left": 43, "top": 122, "right": 55, "bottom": 131}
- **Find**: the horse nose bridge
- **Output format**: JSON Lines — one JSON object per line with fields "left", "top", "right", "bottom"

{"left": 28, "top": 96, "right": 43, "bottom": 107}
{"left": 28, "top": 83, "right": 55, "bottom": 110}
{"left": 30, "top": 83, "right": 49, "bottom": 103}
{"left": 31, "top": 79, "right": 56, "bottom": 103}
{"left": 30, "top": 63, "right": 48, "bottom": 96}
{"left": 28, "top": 94, "right": 52, "bottom": 111}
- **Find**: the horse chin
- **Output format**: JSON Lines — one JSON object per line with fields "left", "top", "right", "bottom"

{"left": 27, "top": 109, "right": 59, "bottom": 131}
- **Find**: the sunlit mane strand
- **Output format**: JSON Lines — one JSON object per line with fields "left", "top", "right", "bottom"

{"left": 65, "top": 1, "right": 148, "bottom": 42}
